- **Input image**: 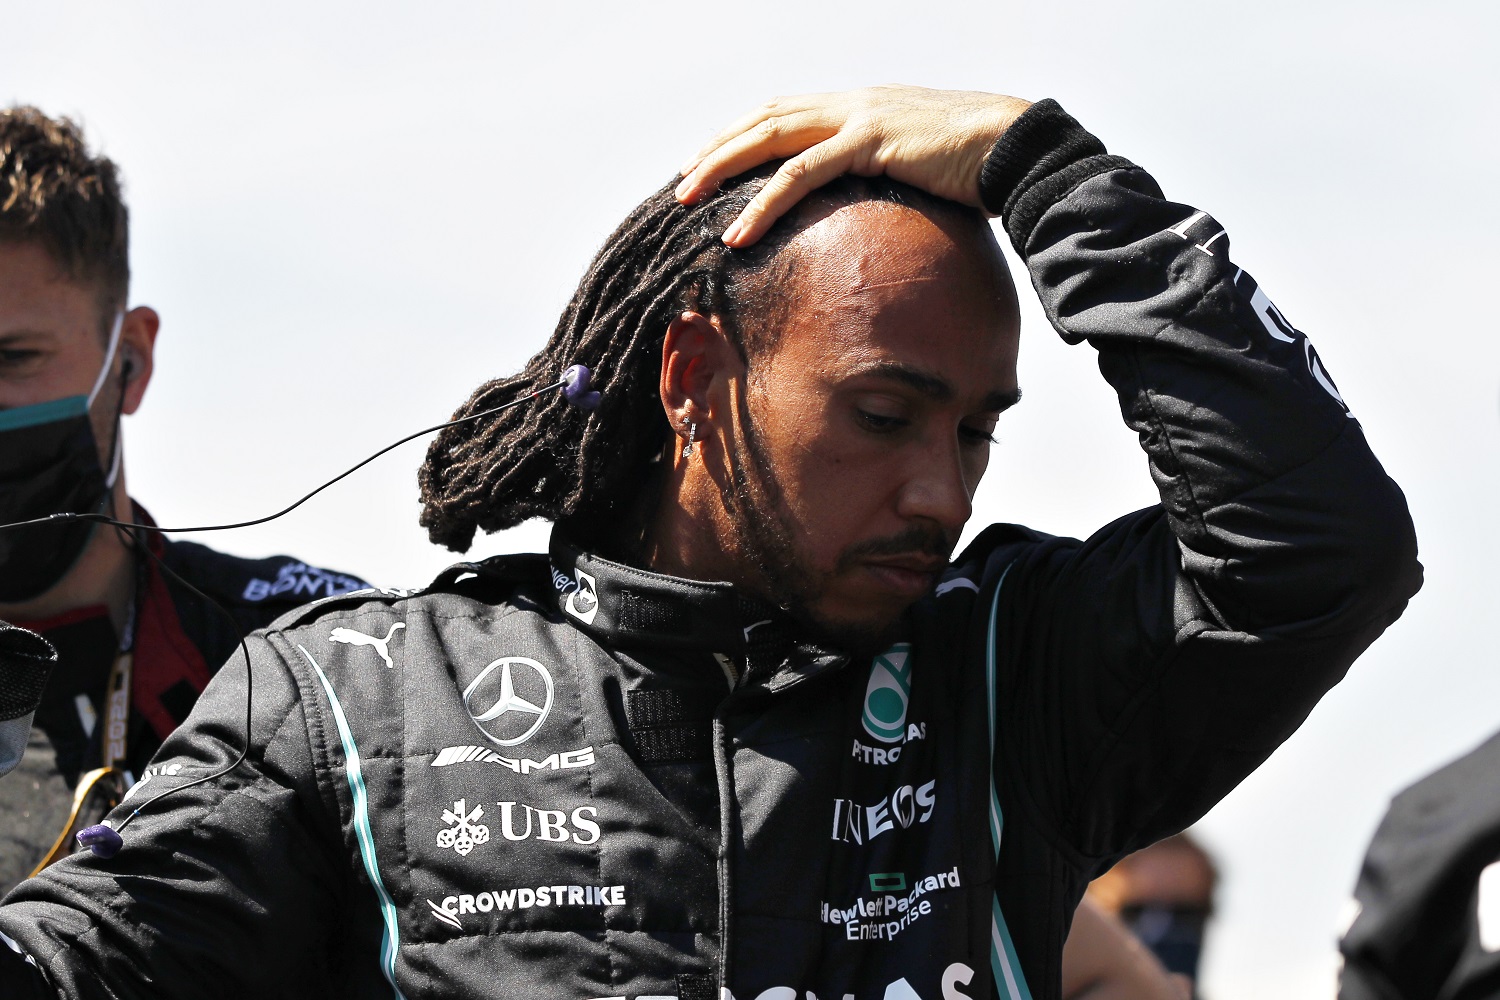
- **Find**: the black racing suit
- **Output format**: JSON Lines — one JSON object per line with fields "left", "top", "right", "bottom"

{"left": 0, "top": 100, "right": 1420, "bottom": 1000}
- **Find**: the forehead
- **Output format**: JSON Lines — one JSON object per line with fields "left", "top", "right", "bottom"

{"left": 1116, "top": 847, "right": 1216, "bottom": 901}
{"left": 768, "top": 202, "right": 1020, "bottom": 390}
{"left": 0, "top": 240, "right": 104, "bottom": 339}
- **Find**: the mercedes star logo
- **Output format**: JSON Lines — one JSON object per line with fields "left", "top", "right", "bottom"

{"left": 461, "top": 656, "right": 555, "bottom": 747}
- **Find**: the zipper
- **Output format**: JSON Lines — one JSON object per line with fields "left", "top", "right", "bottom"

{"left": 711, "top": 652, "right": 739, "bottom": 690}
{"left": 711, "top": 702, "right": 737, "bottom": 993}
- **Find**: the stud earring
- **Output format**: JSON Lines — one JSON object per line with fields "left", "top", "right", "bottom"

{"left": 682, "top": 420, "right": 697, "bottom": 459}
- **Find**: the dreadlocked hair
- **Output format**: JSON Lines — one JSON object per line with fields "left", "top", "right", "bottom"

{"left": 418, "top": 164, "right": 969, "bottom": 553}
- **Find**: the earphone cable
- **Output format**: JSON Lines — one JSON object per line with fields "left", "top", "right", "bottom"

{"left": 0, "top": 375, "right": 569, "bottom": 538}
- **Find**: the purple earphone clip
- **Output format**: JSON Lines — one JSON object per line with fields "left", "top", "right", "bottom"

{"left": 78, "top": 823, "right": 124, "bottom": 859}
{"left": 562, "top": 365, "right": 602, "bottom": 411}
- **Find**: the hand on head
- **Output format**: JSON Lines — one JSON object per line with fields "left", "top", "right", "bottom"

{"left": 676, "top": 85, "right": 1032, "bottom": 248}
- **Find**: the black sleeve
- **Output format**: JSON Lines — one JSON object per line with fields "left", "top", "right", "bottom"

{"left": 0, "top": 634, "right": 346, "bottom": 1000}
{"left": 971, "top": 100, "right": 1422, "bottom": 862}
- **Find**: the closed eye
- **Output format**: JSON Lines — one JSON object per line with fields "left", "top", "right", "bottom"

{"left": 856, "top": 409, "right": 910, "bottom": 434}
{"left": 960, "top": 413, "right": 1000, "bottom": 445}
{"left": 0, "top": 348, "right": 42, "bottom": 370}
{"left": 960, "top": 425, "right": 997, "bottom": 445}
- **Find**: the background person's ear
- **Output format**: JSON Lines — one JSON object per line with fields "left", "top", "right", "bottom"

{"left": 118, "top": 306, "right": 159, "bottom": 415}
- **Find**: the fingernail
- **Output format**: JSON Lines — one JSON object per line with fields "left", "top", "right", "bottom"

{"left": 674, "top": 177, "right": 693, "bottom": 201}
{"left": 680, "top": 158, "right": 700, "bottom": 176}
{"left": 722, "top": 220, "right": 743, "bottom": 245}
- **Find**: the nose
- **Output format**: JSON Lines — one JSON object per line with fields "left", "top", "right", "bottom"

{"left": 894, "top": 436, "right": 973, "bottom": 534}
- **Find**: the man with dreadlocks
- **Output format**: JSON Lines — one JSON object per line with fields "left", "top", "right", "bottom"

{"left": 0, "top": 87, "right": 1417, "bottom": 1000}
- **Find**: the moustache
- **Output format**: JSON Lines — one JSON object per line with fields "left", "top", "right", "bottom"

{"left": 836, "top": 525, "right": 955, "bottom": 571}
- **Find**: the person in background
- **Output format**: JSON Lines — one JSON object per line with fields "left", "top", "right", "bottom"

{"left": 1088, "top": 834, "right": 1218, "bottom": 995}
{"left": 1064, "top": 897, "right": 1190, "bottom": 999}
{"left": 1338, "top": 730, "right": 1500, "bottom": 999}
{"left": 0, "top": 105, "right": 367, "bottom": 892}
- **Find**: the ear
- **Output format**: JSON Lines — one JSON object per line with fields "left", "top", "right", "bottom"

{"left": 658, "top": 310, "right": 743, "bottom": 454}
{"left": 118, "top": 306, "right": 159, "bottom": 416}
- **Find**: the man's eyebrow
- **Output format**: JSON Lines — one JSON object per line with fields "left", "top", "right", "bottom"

{"left": 0, "top": 329, "right": 53, "bottom": 344}
{"left": 858, "top": 361, "right": 1022, "bottom": 412}
{"left": 861, "top": 362, "right": 955, "bottom": 401}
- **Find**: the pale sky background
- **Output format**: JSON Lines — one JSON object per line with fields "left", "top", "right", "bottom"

{"left": 5, "top": 3, "right": 1497, "bottom": 997}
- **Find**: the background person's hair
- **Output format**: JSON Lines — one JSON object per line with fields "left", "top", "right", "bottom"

{"left": 417, "top": 166, "right": 975, "bottom": 553}
{"left": 0, "top": 106, "right": 129, "bottom": 330}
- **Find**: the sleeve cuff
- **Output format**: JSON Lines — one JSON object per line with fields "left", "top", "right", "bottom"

{"left": 980, "top": 99, "right": 1132, "bottom": 253}
{"left": 979, "top": 99, "right": 1105, "bottom": 214}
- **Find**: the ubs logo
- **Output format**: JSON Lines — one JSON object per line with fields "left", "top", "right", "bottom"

{"left": 862, "top": 644, "right": 912, "bottom": 744}
{"left": 462, "top": 656, "right": 554, "bottom": 747}
{"left": 564, "top": 569, "right": 599, "bottom": 625}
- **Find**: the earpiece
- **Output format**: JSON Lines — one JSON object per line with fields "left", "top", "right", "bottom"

{"left": 562, "top": 365, "right": 601, "bottom": 410}
{"left": 78, "top": 823, "right": 123, "bottom": 859}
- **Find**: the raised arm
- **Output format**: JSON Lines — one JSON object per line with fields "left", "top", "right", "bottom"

{"left": 685, "top": 86, "right": 1421, "bottom": 855}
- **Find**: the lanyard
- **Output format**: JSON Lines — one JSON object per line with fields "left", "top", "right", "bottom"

{"left": 100, "top": 550, "right": 146, "bottom": 776}
{"left": 101, "top": 648, "right": 133, "bottom": 771}
{"left": 29, "top": 552, "right": 147, "bottom": 877}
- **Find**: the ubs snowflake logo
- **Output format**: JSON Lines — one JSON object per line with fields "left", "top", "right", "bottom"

{"left": 436, "top": 798, "right": 490, "bottom": 856}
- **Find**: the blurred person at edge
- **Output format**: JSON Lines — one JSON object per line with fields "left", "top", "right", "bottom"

{"left": 0, "top": 106, "right": 367, "bottom": 892}
{"left": 1088, "top": 834, "right": 1217, "bottom": 997}
{"left": 1338, "top": 729, "right": 1500, "bottom": 999}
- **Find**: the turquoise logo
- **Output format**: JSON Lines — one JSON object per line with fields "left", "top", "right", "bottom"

{"left": 861, "top": 644, "right": 912, "bottom": 744}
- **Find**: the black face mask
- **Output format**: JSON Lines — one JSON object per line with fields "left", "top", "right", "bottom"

{"left": 0, "top": 316, "right": 124, "bottom": 603}
{"left": 1118, "top": 902, "right": 1209, "bottom": 984}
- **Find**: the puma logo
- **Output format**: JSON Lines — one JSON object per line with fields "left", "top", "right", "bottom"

{"left": 328, "top": 622, "right": 406, "bottom": 668}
